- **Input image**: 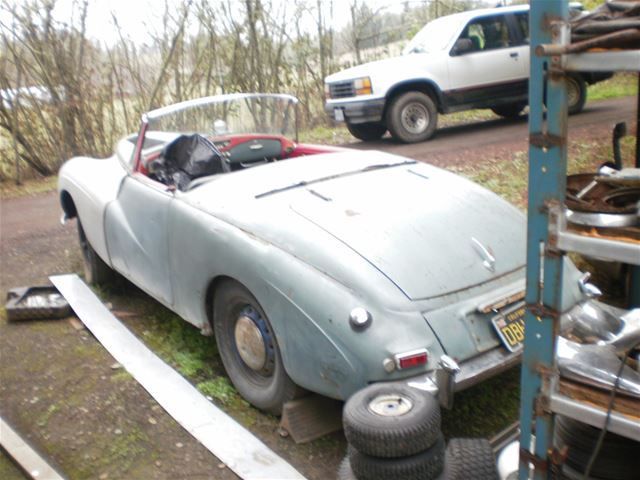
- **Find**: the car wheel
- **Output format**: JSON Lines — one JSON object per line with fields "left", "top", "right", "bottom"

{"left": 348, "top": 434, "right": 445, "bottom": 480}
{"left": 386, "top": 91, "right": 438, "bottom": 143}
{"left": 345, "top": 121, "right": 387, "bottom": 141}
{"left": 446, "top": 438, "right": 498, "bottom": 480}
{"left": 77, "top": 219, "right": 113, "bottom": 285}
{"left": 567, "top": 74, "right": 587, "bottom": 115}
{"left": 491, "top": 103, "right": 526, "bottom": 118}
{"left": 343, "top": 383, "right": 441, "bottom": 458}
{"left": 213, "top": 280, "right": 299, "bottom": 415}
{"left": 554, "top": 415, "right": 640, "bottom": 480}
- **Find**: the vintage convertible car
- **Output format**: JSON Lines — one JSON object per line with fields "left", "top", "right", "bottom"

{"left": 58, "top": 94, "right": 607, "bottom": 414}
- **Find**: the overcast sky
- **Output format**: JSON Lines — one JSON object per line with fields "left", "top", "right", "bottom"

{"left": 3, "top": 0, "right": 499, "bottom": 46}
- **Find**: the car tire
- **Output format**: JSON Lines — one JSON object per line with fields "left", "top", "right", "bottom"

{"left": 337, "top": 456, "right": 356, "bottom": 480}
{"left": 348, "top": 434, "right": 445, "bottom": 480}
{"left": 554, "top": 415, "right": 640, "bottom": 480}
{"left": 78, "top": 219, "right": 114, "bottom": 285}
{"left": 446, "top": 438, "right": 498, "bottom": 480}
{"left": 386, "top": 91, "right": 438, "bottom": 143}
{"left": 213, "top": 280, "right": 299, "bottom": 415}
{"left": 567, "top": 74, "right": 587, "bottom": 115}
{"left": 343, "top": 383, "right": 441, "bottom": 458}
{"left": 346, "top": 121, "right": 387, "bottom": 141}
{"left": 491, "top": 103, "right": 526, "bottom": 118}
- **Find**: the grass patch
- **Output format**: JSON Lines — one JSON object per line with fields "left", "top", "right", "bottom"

{"left": 588, "top": 72, "right": 638, "bottom": 101}
{"left": 299, "top": 124, "right": 352, "bottom": 145}
{"left": 0, "top": 175, "right": 57, "bottom": 199}
{"left": 449, "top": 136, "right": 637, "bottom": 210}
{"left": 197, "top": 377, "right": 246, "bottom": 406}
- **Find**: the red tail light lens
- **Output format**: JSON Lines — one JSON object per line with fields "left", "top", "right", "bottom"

{"left": 394, "top": 349, "right": 428, "bottom": 370}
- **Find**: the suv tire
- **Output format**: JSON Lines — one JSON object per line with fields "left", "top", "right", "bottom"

{"left": 567, "top": 74, "right": 587, "bottom": 115}
{"left": 491, "top": 103, "right": 526, "bottom": 118}
{"left": 346, "top": 121, "right": 387, "bottom": 141}
{"left": 386, "top": 92, "right": 438, "bottom": 143}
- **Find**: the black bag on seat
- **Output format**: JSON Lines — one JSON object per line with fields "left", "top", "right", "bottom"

{"left": 149, "top": 134, "right": 225, "bottom": 190}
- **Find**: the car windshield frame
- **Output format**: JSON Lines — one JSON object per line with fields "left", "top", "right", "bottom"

{"left": 132, "top": 93, "right": 299, "bottom": 172}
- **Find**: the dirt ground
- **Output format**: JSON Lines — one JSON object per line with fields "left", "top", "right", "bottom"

{"left": 0, "top": 96, "right": 637, "bottom": 479}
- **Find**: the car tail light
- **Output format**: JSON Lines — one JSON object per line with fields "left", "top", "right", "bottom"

{"left": 394, "top": 349, "right": 428, "bottom": 370}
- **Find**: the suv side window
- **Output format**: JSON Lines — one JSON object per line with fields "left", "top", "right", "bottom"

{"left": 514, "top": 12, "right": 529, "bottom": 45}
{"left": 459, "top": 14, "right": 512, "bottom": 52}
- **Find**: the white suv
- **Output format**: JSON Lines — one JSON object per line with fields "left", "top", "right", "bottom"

{"left": 324, "top": 4, "right": 610, "bottom": 143}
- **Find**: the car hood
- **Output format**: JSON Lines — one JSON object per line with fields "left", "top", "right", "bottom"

{"left": 185, "top": 151, "right": 526, "bottom": 302}
{"left": 325, "top": 55, "right": 418, "bottom": 84}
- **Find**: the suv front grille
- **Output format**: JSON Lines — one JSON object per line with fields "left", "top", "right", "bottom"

{"left": 329, "top": 81, "right": 355, "bottom": 99}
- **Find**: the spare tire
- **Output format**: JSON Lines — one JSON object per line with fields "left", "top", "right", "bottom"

{"left": 554, "top": 416, "right": 640, "bottom": 480}
{"left": 343, "top": 383, "right": 441, "bottom": 458}
{"left": 336, "top": 456, "right": 356, "bottom": 480}
{"left": 446, "top": 438, "right": 498, "bottom": 480}
{"left": 348, "top": 434, "right": 445, "bottom": 480}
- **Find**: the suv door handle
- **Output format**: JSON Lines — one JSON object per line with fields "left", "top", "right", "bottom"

{"left": 510, "top": 52, "right": 519, "bottom": 58}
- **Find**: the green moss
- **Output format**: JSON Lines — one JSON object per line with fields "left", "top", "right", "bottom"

{"left": 37, "top": 403, "right": 60, "bottom": 427}
{"left": 197, "top": 377, "right": 245, "bottom": 406}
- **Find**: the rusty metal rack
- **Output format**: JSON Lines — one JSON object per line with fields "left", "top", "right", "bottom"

{"left": 519, "top": 2, "right": 640, "bottom": 479}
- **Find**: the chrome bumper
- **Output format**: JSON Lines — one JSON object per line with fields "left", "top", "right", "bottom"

{"left": 404, "top": 347, "right": 522, "bottom": 409}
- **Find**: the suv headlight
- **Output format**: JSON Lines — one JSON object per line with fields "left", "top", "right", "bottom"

{"left": 354, "top": 76, "right": 372, "bottom": 96}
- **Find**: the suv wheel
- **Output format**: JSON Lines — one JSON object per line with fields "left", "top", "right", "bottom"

{"left": 491, "top": 103, "right": 526, "bottom": 119}
{"left": 386, "top": 92, "right": 437, "bottom": 143}
{"left": 346, "top": 121, "right": 387, "bottom": 141}
{"left": 567, "top": 74, "right": 587, "bottom": 115}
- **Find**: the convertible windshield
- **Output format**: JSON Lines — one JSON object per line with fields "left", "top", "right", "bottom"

{"left": 145, "top": 94, "right": 298, "bottom": 140}
{"left": 402, "top": 14, "right": 461, "bottom": 55}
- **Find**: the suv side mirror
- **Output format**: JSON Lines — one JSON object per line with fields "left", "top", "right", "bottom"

{"left": 452, "top": 38, "right": 473, "bottom": 56}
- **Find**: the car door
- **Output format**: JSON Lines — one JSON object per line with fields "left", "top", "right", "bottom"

{"left": 446, "top": 12, "right": 528, "bottom": 106}
{"left": 104, "top": 174, "right": 174, "bottom": 305}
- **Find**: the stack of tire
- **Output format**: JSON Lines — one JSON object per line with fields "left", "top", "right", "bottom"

{"left": 553, "top": 416, "right": 640, "bottom": 480}
{"left": 338, "top": 383, "right": 498, "bottom": 480}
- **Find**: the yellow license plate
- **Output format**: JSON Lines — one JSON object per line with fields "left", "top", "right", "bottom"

{"left": 491, "top": 302, "right": 526, "bottom": 352}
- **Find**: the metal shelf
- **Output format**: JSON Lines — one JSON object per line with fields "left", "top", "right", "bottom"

{"left": 548, "top": 205, "right": 640, "bottom": 266}
{"left": 564, "top": 50, "right": 640, "bottom": 72}
{"left": 548, "top": 389, "right": 640, "bottom": 441}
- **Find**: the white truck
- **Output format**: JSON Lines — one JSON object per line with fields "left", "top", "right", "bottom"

{"left": 324, "top": 4, "right": 611, "bottom": 143}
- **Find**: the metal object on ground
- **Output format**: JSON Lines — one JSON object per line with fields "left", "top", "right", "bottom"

{"left": 5, "top": 286, "right": 71, "bottom": 321}
{"left": 278, "top": 395, "right": 342, "bottom": 444}
{"left": 0, "top": 416, "right": 66, "bottom": 480}
{"left": 50, "top": 274, "right": 305, "bottom": 480}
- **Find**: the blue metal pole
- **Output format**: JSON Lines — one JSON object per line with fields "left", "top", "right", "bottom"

{"left": 519, "top": 2, "right": 569, "bottom": 479}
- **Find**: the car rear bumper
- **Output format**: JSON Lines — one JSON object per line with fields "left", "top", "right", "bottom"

{"left": 325, "top": 97, "right": 386, "bottom": 124}
{"left": 390, "top": 346, "right": 521, "bottom": 409}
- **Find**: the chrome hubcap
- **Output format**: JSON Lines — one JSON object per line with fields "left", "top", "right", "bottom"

{"left": 234, "top": 314, "right": 267, "bottom": 371}
{"left": 400, "top": 102, "right": 429, "bottom": 134}
{"left": 368, "top": 394, "right": 413, "bottom": 417}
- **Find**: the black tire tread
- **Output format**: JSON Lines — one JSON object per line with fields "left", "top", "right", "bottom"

{"left": 78, "top": 219, "right": 113, "bottom": 285}
{"left": 337, "top": 456, "right": 356, "bottom": 480}
{"left": 343, "top": 383, "right": 441, "bottom": 458}
{"left": 213, "top": 280, "right": 299, "bottom": 415}
{"left": 346, "top": 121, "right": 387, "bottom": 141}
{"left": 491, "top": 103, "right": 525, "bottom": 118}
{"left": 386, "top": 91, "right": 438, "bottom": 143}
{"left": 554, "top": 416, "right": 640, "bottom": 480}
{"left": 446, "top": 438, "right": 498, "bottom": 480}
{"left": 348, "top": 434, "right": 445, "bottom": 480}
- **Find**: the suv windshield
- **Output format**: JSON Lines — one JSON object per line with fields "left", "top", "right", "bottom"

{"left": 402, "top": 14, "right": 462, "bottom": 55}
